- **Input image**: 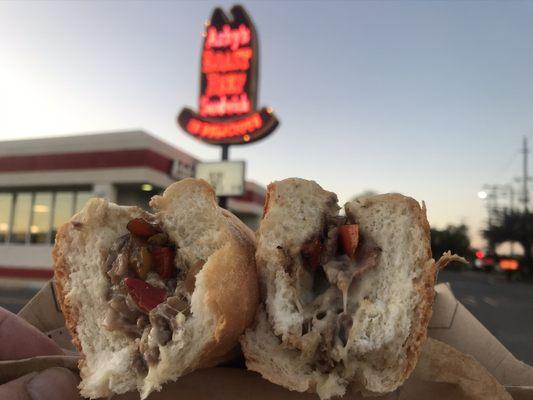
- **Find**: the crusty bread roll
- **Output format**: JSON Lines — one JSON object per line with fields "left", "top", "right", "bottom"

{"left": 53, "top": 178, "right": 259, "bottom": 399}
{"left": 241, "top": 178, "right": 448, "bottom": 399}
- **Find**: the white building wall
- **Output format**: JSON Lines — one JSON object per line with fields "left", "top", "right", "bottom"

{"left": 0, "top": 167, "right": 175, "bottom": 188}
{"left": 0, "top": 244, "right": 53, "bottom": 268}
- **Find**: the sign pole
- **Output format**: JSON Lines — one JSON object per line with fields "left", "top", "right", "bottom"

{"left": 219, "top": 144, "right": 230, "bottom": 208}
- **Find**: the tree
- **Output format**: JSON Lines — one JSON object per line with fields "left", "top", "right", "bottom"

{"left": 431, "top": 224, "right": 473, "bottom": 268}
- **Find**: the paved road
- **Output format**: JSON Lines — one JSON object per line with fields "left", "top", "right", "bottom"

{"left": 1, "top": 270, "right": 532, "bottom": 365}
{"left": 438, "top": 269, "right": 533, "bottom": 365}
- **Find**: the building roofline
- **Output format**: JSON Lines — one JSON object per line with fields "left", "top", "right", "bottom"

{"left": 0, "top": 129, "right": 199, "bottom": 164}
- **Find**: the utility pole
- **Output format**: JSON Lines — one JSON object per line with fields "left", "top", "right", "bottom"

{"left": 506, "top": 184, "right": 516, "bottom": 256}
{"left": 482, "top": 184, "right": 502, "bottom": 226}
{"left": 481, "top": 183, "right": 516, "bottom": 255}
{"left": 482, "top": 138, "right": 531, "bottom": 260}
{"left": 523, "top": 136, "right": 529, "bottom": 213}
{"left": 521, "top": 135, "right": 533, "bottom": 270}
{"left": 482, "top": 184, "right": 501, "bottom": 254}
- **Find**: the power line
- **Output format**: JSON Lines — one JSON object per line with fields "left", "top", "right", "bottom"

{"left": 493, "top": 149, "right": 520, "bottom": 181}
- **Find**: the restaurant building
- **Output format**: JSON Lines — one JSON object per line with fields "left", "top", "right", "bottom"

{"left": 0, "top": 130, "right": 265, "bottom": 280}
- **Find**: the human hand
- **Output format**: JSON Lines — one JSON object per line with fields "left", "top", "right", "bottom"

{"left": 0, "top": 307, "right": 81, "bottom": 400}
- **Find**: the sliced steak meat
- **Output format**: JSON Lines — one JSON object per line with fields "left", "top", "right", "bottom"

{"left": 102, "top": 216, "right": 197, "bottom": 372}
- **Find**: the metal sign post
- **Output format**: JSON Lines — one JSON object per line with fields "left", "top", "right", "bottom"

{"left": 220, "top": 144, "right": 229, "bottom": 208}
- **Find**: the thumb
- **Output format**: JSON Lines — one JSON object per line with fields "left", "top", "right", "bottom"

{"left": 0, "top": 367, "right": 81, "bottom": 400}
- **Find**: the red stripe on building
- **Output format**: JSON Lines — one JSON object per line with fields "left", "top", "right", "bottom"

{"left": 0, "top": 267, "right": 53, "bottom": 279}
{"left": 0, "top": 150, "right": 173, "bottom": 174}
{"left": 235, "top": 189, "right": 265, "bottom": 205}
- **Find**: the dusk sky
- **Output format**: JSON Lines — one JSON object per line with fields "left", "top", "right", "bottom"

{"left": 1, "top": 1, "right": 533, "bottom": 247}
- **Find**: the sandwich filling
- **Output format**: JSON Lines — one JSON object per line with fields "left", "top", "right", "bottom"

{"left": 102, "top": 215, "right": 201, "bottom": 373}
{"left": 279, "top": 215, "right": 382, "bottom": 374}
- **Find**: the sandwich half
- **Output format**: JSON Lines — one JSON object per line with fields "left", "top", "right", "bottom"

{"left": 53, "top": 178, "right": 259, "bottom": 399}
{"left": 241, "top": 178, "right": 448, "bottom": 399}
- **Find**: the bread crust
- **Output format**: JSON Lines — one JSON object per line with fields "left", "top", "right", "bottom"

{"left": 53, "top": 179, "right": 258, "bottom": 396}
{"left": 262, "top": 182, "right": 274, "bottom": 219}
{"left": 148, "top": 179, "right": 259, "bottom": 368}
{"left": 52, "top": 223, "right": 85, "bottom": 370}
{"left": 195, "top": 207, "right": 259, "bottom": 367}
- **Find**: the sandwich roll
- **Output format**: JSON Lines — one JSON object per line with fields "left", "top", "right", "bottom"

{"left": 241, "top": 178, "right": 460, "bottom": 399}
{"left": 53, "top": 179, "right": 259, "bottom": 399}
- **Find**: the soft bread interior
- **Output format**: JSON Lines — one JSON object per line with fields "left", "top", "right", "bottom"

{"left": 343, "top": 194, "right": 434, "bottom": 393}
{"left": 53, "top": 179, "right": 258, "bottom": 399}
{"left": 241, "top": 179, "right": 435, "bottom": 399}
{"left": 255, "top": 179, "right": 339, "bottom": 342}
{"left": 55, "top": 200, "right": 144, "bottom": 397}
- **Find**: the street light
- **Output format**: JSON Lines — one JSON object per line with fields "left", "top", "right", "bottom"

{"left": 478, "top": 191, "right": 488, "bottom": 199}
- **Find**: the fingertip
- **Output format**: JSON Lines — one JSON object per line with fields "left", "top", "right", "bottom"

{"left": 26, "top": 367, "right": 81, "bottom": 400}
{"left": 0, "top": 307, "right": 63, "bottom": 360}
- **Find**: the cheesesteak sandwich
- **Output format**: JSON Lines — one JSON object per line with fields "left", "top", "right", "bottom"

{"left": 241, "top": 178, "right": 457, "bottom": 399}
{"left": 53, "top": 179, "right": 259, "bottom": 399}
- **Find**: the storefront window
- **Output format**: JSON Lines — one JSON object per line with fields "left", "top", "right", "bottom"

{"left": 1, "top": 188, "right": 92, "bottom": 245}
{"left": 0, "top": 193, "right": 13, "bottom": 243}
{"left": 75, "top": 191, "right": 92, "bottom": 213}
{"left": 30, "top": 192, "right": 52, "bottom": 244}
{"left": 11, "top": 193, "right": 32, "bottom": 244}
{"left": 51, "top": 192, "right": 74, "bottom": 242}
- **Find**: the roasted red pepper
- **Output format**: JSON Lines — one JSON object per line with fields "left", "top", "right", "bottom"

{"left": 301, "top": 238, "right": 323, "bottom": 272}
{"left": 338, "top": 224, "right": 359, "bottom": 260}
{"left": 151, "top": 246, "right": 175, "bottom": 279}
{"left": 126, "top": 218, "right": 161, "bottom": 238}
{"left": 124, "top": 277, "right": 167, "bottom": 312}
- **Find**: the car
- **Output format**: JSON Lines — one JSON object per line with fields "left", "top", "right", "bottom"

{"left": 473, "top": 250, "right": 497, "bottom": 272}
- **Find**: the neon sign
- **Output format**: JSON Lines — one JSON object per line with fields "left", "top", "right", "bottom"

{"left": 205, "top": 24, "right": 251, "bottom": 50}
{"left": 177, "top": 5, "right": 279, "bottom": 145}
{"left": 199, "top": 93, "right": 250, "bottom": 117}
{"left": 202, "top": 48, "right": 253, "bottom": 73}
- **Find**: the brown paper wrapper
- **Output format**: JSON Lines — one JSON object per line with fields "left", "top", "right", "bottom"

{"left": 1, "top": 281, "right": 532, "bottom": 399}
{"left": 0, "top": 355, "right": 79, "bottom": 385}
{"left": 428, "top": 283, "right": 533, "bottom": 387}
